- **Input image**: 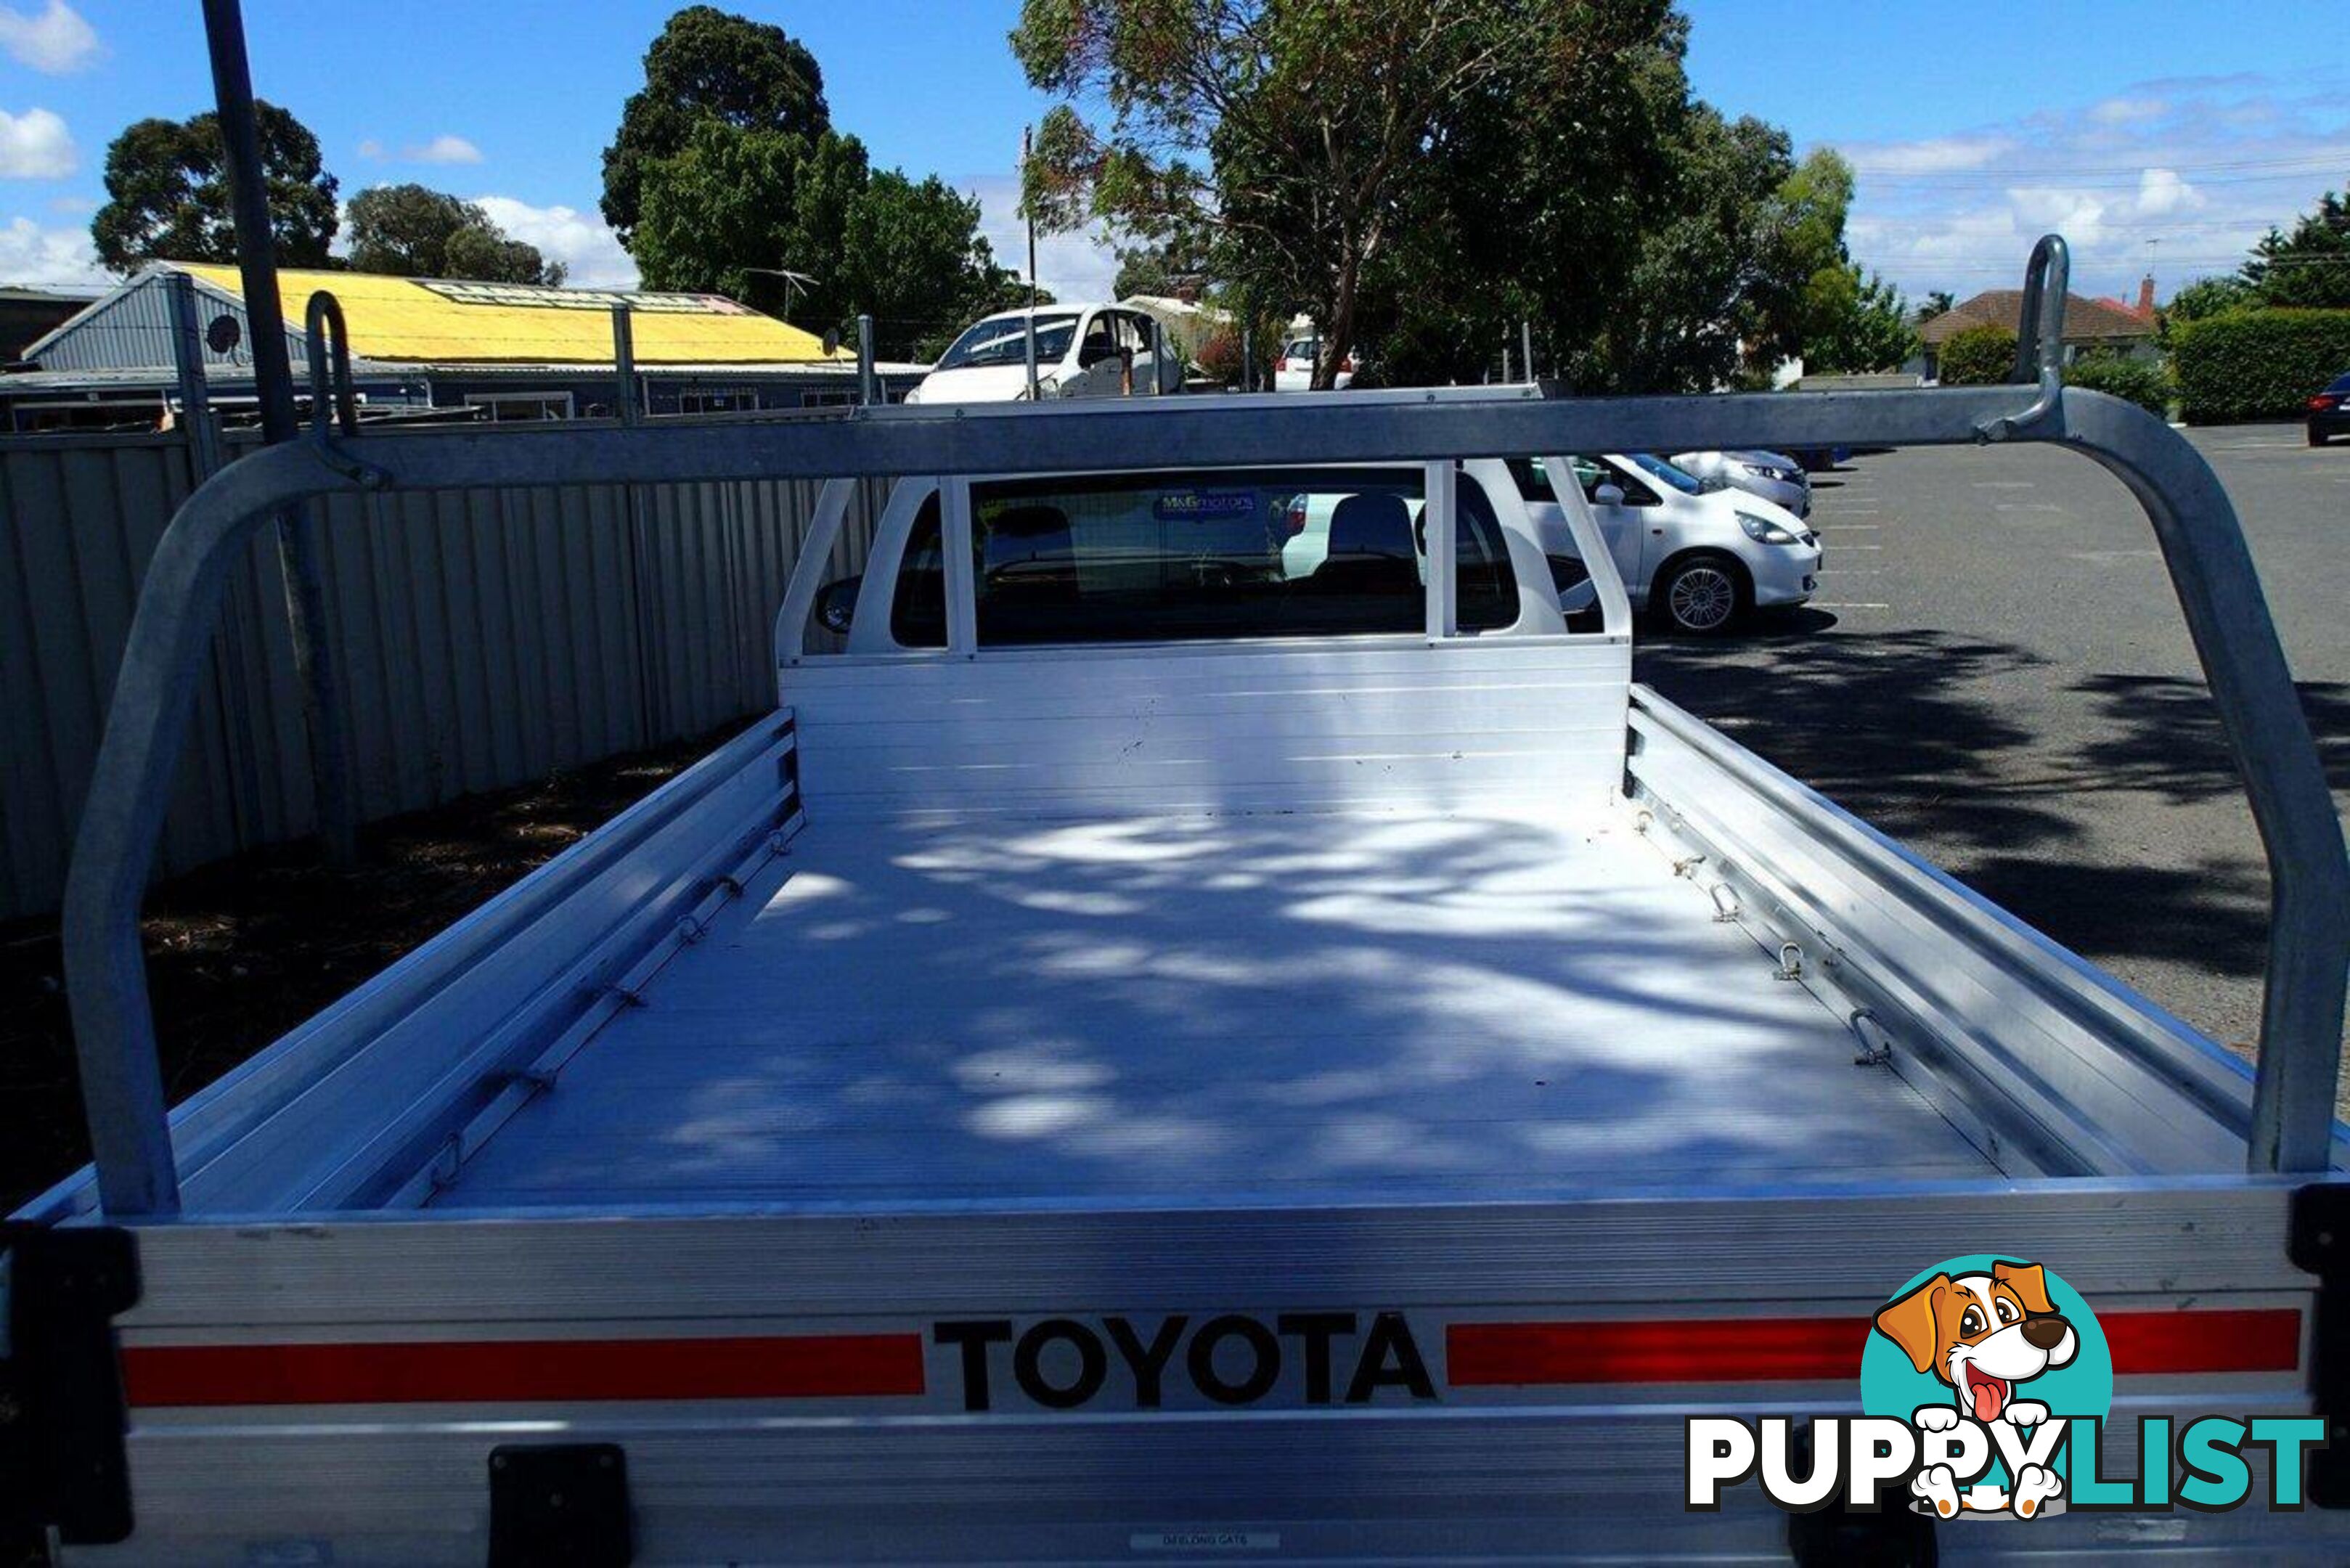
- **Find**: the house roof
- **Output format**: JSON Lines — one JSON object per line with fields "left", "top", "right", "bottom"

{"left": 1918, "top": 289, "right": 2155, "bottom": 346}
{"left": 159, "top": 263, "right": 850, "bottom": 366}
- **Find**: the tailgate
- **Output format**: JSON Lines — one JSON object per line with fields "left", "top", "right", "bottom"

{"left": 20, "top": 1183, "right": 2348, "bottom": 1564}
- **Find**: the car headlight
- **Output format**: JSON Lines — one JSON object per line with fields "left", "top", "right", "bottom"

{"left": 1737, "top": 511, "right": 1801, "bottom": 545}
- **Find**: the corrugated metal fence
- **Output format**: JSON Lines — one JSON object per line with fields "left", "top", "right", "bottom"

{"left": 0, "top": 421, "right": 877, "bottom": 920}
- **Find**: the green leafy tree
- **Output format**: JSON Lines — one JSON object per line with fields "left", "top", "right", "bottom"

{"left": 346, "top": 183, "right": 565, "bottom": 285}
{"left": 1112, "top": 232, "right": 1217, "bottom": 301}
{"left": 1334, "top": 12, "right": 1859, "bottom": 393}
{"left": 1802, "top": 264, "right": 1917, "bottom": 374}
{"left": 2166, "top": 274, "right": 2253, "bottom": 323}
{"left": 2241, "top": 182, "right": 2350, "bottom": 309}
{"left": 2157, "top": 274, "right": 2252, "bottom": 350}
{"left": 841, "top": 171, "right": 1039, "bottom": 359}
{"left": 632, "top": 118, "right": 1035, "bottom": 358}
{"left": 1916, "top": 290, "right": 1955, "bottom": 323}
{"left": 1748, "top": 147, "right": 1858, "bottom": 372}
{"left": 632, "top": 120, "right": 825, "bottom": 297}
{"left": 1013, "top": 0, "right": 1668, "bottom": 390}
{"left": 91, "top": 100, "right": 338, "bottom": 273}
{"left": 1562, "top": 103, "right": 1811, "bottom": 392}
{"left": 1937, "top": 321, "right": 2015, "bottom": 385}
{"left": 602, "top": 6, "right": 828, "bottom": 244}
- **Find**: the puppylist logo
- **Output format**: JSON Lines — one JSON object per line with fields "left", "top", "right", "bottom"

{"left": 1686, "top": 1255, "right": 2325, "bottom": 1519}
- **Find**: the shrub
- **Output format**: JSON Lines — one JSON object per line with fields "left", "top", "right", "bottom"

{"left": 2172, "top": 309, "right": 2350, "bottom": 424}
{"left": 1936, "top": 322, "right": 2016, "bottom": 385}
{"left": 1195, "top": 327, "right": 1241, "bottom": 385}
{"left": 2063, "top": 351, "right": 2170, "bottom": 417}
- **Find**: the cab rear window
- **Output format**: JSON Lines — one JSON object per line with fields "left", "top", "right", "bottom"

{"left": 887, "top": 469, "right": 1519, "bottom": 648}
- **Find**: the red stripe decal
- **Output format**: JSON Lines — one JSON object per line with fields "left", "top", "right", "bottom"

{"left": 123, "top": 1332, "right": 925, "bottom": 1408}
{"left": 1449, "top": 1316, "right": 1859, "bottom": 1386}
{"left": 1447, "top": 1308, "right": 2301, "bottom": 1387}
{"left": 2104, "top": 1307, "right": 2303, "bottom": 1376}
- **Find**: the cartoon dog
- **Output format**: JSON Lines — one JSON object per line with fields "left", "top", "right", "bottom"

{"left": 1872, "top": 1260, "right": 2078, "bottom": 1519}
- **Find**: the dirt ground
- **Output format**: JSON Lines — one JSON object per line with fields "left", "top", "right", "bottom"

{"left": 0, "top": 722, "right": 748, "bottom": 1215}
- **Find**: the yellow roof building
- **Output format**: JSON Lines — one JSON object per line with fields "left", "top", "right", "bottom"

{"left": 166, "top": 263, "right": 848, "bottom": 367}
{"left": 23, "top": 261, "right": 850, "bottom": 372}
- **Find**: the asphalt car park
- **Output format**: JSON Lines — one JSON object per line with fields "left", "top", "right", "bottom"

{"left": 1634, "top": 423, "right": 2350, "bottom": 1109}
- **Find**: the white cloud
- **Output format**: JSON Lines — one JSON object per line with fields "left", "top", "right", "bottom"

{"left": 2133, "top": 166, "right": 2205, "bottom": 216}
{"left": 45, "top": 189, "right": 87, "bottom": 213}
{"left": 359, "top": 134, "right": 486, "bottom": 166}
{"left": 965, "top": 172, "right": 1119, "bottom": 303}
{"left": 2090, "top": 97, "right": 2168, "bottom": 126}
{"left": 0, "top": 1, "right": 99, "bottom": 73}
{"left": 0, "top": 107, "right": 73, "bottom": 179}
{"left": 1839, "top": 136, "right": 2012, "bottom": 176}
{"left": 404, "top": 134, "right": 482, "bottom": 166}
{"left": 0, "top": 213, "right": 102, "bottom": 284}
{"left": 471, "top": 195, "right": 636, "bottom": 288}
{"left": 1831, "top": 74, "right": 2350, "bottom": 303}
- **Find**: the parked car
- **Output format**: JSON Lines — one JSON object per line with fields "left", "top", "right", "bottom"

{"left": 1274, "top": 452, "right": 1814, "bottom": 636}
{"left": 905, "top": 304, "right": 1183, "bottom": 404}
{"left": 1273, "top": 335, "right": 1356, "bottom": 391}
{"left": 1668, "top": 449, "right": 1812, "bottom": 517}
{"left": 1508, "top": 452, "right": 1821, "bottom": 635}
{"left": 2309, "top": 372, "right": 2350, "bottom": 446}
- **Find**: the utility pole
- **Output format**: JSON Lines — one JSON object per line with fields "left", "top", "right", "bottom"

{"left": 1022, "top": 124, "right": 1039, "bottom": 309}
{"left": 200, "top": 0, "right": 357, "bottom": 864}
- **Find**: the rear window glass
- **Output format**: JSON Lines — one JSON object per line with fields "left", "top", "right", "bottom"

{"left": 886, "top": 470, "right": 1518, "bottom": 648}
{"left": 889, "top": 493, "right": 947, "bottom": 647}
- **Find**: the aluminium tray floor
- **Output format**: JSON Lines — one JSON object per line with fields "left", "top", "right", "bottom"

{"left": 432, "top": 809, "right": 2001, "bottom": 1209}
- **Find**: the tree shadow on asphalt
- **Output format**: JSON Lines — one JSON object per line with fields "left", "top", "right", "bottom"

{"left": 1636, "top": 617, "right": 2081, "bottom": 854}
{"left": 1633, "top": 618, "right": 2304, "bottom": 979}
{"left": 2073, "top": 671, "right": 2350, "bottom": 802}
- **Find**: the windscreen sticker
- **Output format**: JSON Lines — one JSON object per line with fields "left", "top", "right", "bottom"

{"left": 1154, "top": 491, "right": 1257, "bottom": 523}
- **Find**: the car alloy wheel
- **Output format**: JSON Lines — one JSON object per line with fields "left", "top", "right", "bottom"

{"left": 1665, "top": 563, "right": 1739, "bottom": 633}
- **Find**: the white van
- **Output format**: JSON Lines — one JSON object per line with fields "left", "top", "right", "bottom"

{"left": 1510, "top": 453, "right": 1821, "bottom": 634}
{"left": 905, "top": 304, "right": 1183, "bottom": 404}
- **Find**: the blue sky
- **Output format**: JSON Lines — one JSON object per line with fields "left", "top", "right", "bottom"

{"left": 1, "top": 0, "right": 2343, "bottom": 310}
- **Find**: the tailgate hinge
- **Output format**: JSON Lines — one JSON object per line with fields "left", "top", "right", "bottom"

{"left": 489, "top": 1442, "right": 632, "bottom": 1567}
{"left": 2288, "top": 1183, "right": 2350, "bottom": 1506}
{"left": 0, "top": 1222, "right": 141, "bottom": 1546}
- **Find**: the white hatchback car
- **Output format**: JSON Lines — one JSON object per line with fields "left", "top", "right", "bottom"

{"left": 1668, "top": 449, "right": 1812, "bottom": 518}
{"left": 1509, "top": 454, "right": 1821, "bottom": 634}
{"left": 906, "top": 305, "right": 1183, "bottom": 404}
{"left": 1270, "top": 454, "right": 1816, "bottom": 636}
